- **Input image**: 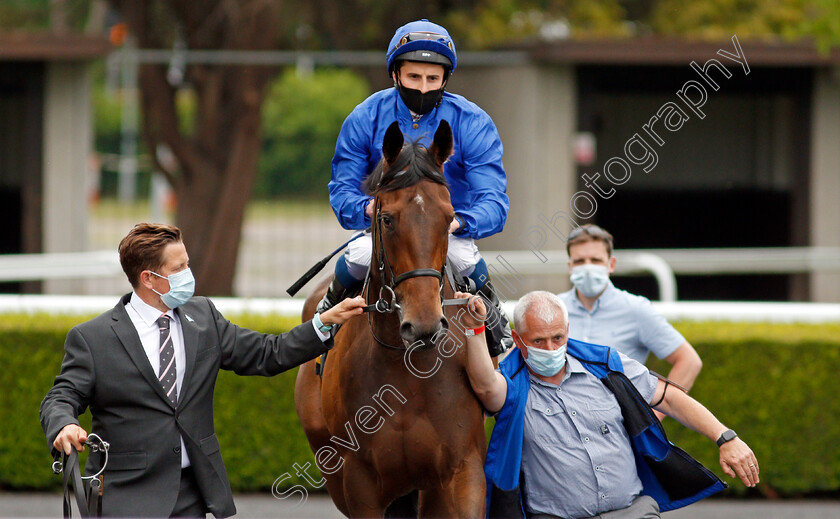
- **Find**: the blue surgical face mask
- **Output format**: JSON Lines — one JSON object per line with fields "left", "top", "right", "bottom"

{"left": 570, "top": 264, "right": 610, "bottom": 298}
{"left": 151, "top": 268, "right": 195, "bottom": 309}
{"left": 524, "top": 343, "right": 567, "bottom": 377}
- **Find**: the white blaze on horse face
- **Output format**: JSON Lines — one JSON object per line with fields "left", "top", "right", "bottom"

{"left": 413, "top": 194, "right": 425, "bottom": 212}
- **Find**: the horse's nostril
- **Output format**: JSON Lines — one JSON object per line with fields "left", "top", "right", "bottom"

{"left": 439, "top": 317, "right": 449, "bottom": 331}
{"left": 400, "top": 322, "right": 417, "bottom": 343}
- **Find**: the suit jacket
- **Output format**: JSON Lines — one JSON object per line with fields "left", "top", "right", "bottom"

{"left": 40, "top": 294, "right": 331, "bottom": 518}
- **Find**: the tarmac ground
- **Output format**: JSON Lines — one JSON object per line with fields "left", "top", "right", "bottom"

{"left": 2, "top": 492, "right": 839, "bottom": 518}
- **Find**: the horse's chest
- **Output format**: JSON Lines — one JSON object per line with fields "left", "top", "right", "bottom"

{"left": 363, "top": 410, "right": 480, "bottom": 481}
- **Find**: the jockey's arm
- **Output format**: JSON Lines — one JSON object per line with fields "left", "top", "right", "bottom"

{"left": 453, "top": 114, "right": 509, "bottom": 240}
{"left": 329, "top": 113, "right": 374, "bottom": 231}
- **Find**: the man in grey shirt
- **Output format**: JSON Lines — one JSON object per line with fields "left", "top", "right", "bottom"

{"left": 558, "top": 225, "right": 702, "bottom": 419}
{"left": 460, "top": 291, "right": 758, "bottom": 519}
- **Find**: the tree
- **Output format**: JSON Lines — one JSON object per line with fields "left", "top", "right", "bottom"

{"left": 109, "top": 0, "right": 284, "bottom": 296}
{"left": 649, "top": 0, "right": 820, "bottom": 41}
{"left": 17, "top": 0, "right": 840, "bottom": 297}
{"left": 105, "top": 0, "right": 487, "bottom": 296}
{"left": 257, "top": 69, "right": 370, "bottom": 199}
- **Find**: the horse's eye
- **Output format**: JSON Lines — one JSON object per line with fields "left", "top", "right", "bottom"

{"left": 381, "top": 214, "right": 393, "bottom": 228}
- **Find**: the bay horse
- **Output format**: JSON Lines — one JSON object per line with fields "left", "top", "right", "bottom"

{"left": 295, "top": 120, "right": 486, "bottom": 517}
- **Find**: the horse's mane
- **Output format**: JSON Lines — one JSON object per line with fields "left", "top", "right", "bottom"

{"left": 363, "top": 138, "right": 448, "bottom": 195}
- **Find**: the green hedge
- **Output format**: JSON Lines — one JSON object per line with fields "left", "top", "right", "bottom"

{"left": 647, "top": 321, "right": 840, "bottom": 497}
{"left": 0, "top": 313, "right": 312, "bottom": 492}
{"left": 2, "top": 314, "right": 839, "bottom": 497}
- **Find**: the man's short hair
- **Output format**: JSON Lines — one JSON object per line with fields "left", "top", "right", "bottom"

{"left": 118, "top": 223, "right": 182, "bottom": 288}
{"left": 566, "top": 224, "right": 614, "bottom": 257}
{"left": 513, "top": 291, "right": 568, "bottom": 334}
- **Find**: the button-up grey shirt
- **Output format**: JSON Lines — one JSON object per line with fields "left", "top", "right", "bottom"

{"left": 559, "top": 282, "right": 686, "bottom": 364}
{"left": 521, "top": 353, "right": 658, "bottom": 518}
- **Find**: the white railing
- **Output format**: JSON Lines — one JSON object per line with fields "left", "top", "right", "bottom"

{"left": 1, "top": 247, "right": 840, "bottom": 304}
{"left": 482, "top": 249, "right": 678, "bottom": 301}
{"left": 0, "top": 251, "right": 122, "bottom": 281}
{"left": 482, "top": 246, "right": 840, "bottom": 302}
{"left": 1, "top": 295, "right": 839, "bottom": 324}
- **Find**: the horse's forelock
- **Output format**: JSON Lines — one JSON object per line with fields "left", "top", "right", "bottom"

{"left": 364, "top": 140, "right": 448, "bottom": 195}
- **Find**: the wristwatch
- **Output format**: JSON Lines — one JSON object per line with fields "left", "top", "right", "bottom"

{"left": 313, "top": 313, "right": 333, "bottom": 334}
{"left": 716, "top": 429, "right": 738, "bottom": 447}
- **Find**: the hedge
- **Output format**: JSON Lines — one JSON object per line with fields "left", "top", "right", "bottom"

{"left": 2, "top": 313, "right": 839, "bottom": 497}
{"left": 0, "top": 313, "right": 310, "bottom": 492}
{"left": 647, "top": 321, "right": 840, "bottom": 497}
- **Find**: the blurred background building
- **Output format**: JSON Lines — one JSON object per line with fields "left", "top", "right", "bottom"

{"left": 1, "top": 0, "right": 839, "bottom": 303}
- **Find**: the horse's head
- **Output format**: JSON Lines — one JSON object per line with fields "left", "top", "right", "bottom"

{"left": 364, "top": 120, "right": 455, "bottom": 349}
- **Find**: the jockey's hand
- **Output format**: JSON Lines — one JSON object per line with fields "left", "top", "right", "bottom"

{"left": 365, "top": 199, "right": 375, "bottom": 219}
{"left": 320, "top": 296, "right": 365, "bottom": 326}
{"left": 54, "top": 423, "right": 87, "bottom": 455}
{"left": 449, "top": 217, "right": 461, "bottom": 234}
{"left": 454, "top": 292, "right": 486, "bottom": 329}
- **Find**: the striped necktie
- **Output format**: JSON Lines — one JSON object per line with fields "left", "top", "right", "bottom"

{"left": 157, "top": 315, "right": 178, "bottom": 406}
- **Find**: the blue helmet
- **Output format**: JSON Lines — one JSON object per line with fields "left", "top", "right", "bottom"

{"left": 386, "top": 19, "right": 457, "bottom": 75}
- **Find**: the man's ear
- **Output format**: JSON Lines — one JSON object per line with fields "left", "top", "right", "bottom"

{"left": 139, "top": 270, "right": 154, "bottom": 290}
{"left": 609, "top": 256, "right": 617, "bottom": 274}
{"left": 512, "top": 330, "right": 527, "bottom": 358}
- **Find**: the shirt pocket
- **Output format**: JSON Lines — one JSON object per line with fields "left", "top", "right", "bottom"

{"left": 586, "top": 398, "right": 624, "bottom": 433}
{"left": 528, "top": 396, "right": 567, "bottom": 446}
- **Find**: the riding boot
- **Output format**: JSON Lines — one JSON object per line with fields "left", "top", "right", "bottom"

{"left": 316, "top": 276, "right": 351, "bottom": 317}
{"left": 477, "top": 280, "right": 513, "bottom": 357}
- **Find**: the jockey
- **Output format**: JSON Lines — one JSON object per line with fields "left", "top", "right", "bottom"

{"left": 318, "top": 19, "right": 512, "bottom": 356}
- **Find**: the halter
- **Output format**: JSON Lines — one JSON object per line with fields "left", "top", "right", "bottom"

{"left": 362, "top": 196, "right": 467, "bottom": 350}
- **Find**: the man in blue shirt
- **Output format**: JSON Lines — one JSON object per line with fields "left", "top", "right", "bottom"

{"left": 458, "top": 291, "right": 759, "bottom": 518}
{"left": 558, "top": 225, "right": 702, "bottom": 419}
{"left": 318, "top": 19, "right": 512, "bottom": 355}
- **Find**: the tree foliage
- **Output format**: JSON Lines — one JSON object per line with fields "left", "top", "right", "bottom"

{"left": 650, "top": 0, "right": 813, "bottom": 40}
{"left": 0, "top": 0, "right": 91, "bottom": 31}
{"left": 798, "top": 0, "right": 840, "bottom": 51}
{"left": 8, "top": 0, "right": 840, "bottom": 298}
{"left": 108, "top": 0, "right": 285, "bottom": 296}
{"left": 6, "top": 1, "right": 840, "bottom": 48}
{"left": 256, "top": 69, "right": 370, "bottom": 199}
{"left": 446, "top": 0, "right": 630, "bottom": 48}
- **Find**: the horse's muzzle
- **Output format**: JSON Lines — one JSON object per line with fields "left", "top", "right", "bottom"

{"left": 400, "top": 317, "right": 448, "bottom": 350}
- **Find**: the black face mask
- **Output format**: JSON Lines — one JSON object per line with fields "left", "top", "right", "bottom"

{"left": 396, "top": 82, "right": 444, "bottom": 115}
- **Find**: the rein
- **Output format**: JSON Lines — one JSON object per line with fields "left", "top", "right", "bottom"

{"left": 51, "top": 434, "right": 110, "bottom": 518}
{"left": 361, "top": 197, "right": 467, "bottom": 350}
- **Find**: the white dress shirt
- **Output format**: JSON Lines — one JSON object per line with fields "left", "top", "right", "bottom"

{"left": 125, "top": 292, "right": 191, "bottom": 468}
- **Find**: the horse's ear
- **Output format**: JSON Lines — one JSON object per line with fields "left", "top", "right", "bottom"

{"left": 429, "top": 120, "right": 454, "bottom": 168}
{"left": 382, "top": 121, "right": 404, "bottom": 166}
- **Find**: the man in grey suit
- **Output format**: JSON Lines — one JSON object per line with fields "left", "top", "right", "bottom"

{"left": 41, "top": 223, "right": 365, "bottom": 518}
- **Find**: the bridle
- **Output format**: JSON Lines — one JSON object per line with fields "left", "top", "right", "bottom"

{"left": 362, "top": 196, "right": 467, "bottom": 350}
